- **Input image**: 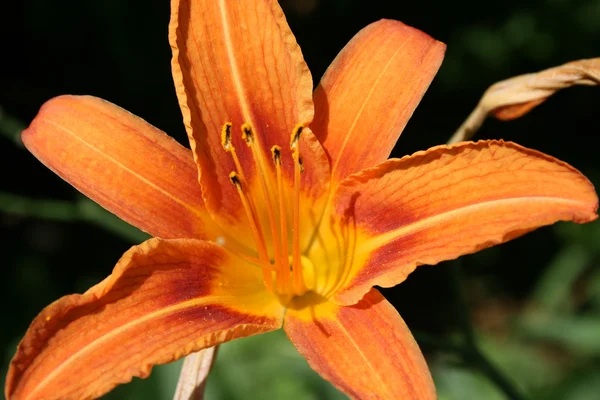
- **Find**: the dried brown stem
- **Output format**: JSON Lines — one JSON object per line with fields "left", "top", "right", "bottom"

{"left": 173, "top": 346, "right": 219, "bottom": 400}
{"left": 448, "top": 58, "right": 600, "bottom": 145}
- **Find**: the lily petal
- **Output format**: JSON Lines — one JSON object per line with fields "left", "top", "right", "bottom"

{"left": 311, "top": 19, "right": 445, "bottom": 186}
{"left": 331, "top": 140, "right": 598, "bottom": 304}
{"left": 6, "top": 238, "right": 283, "bottom": 400}
{"left": 170, "top": 0, "right": 328, "bottom": 236}
{"left": 285, "top": 289, "right": 435, "bottom": 400}
{"left": 21, "top": 95, "right": 217, "bottom": 240}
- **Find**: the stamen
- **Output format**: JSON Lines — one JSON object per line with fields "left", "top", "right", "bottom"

{"left": 290, "top": 124, "right": 306, "bottom": 295}
{"left": 236, "top": 252, "right": 273, "bottom": 270}
{"left": 240, "top": 123, "right": 285, "bottom": 285}
{"left": 271, "top": 145, "right": 291, "bottom": 292}
{"left": 221, "top": 122, "right": 245, "bottom": 181}
{"left": 229, "top": 171, "right": 273, "bottom": 291}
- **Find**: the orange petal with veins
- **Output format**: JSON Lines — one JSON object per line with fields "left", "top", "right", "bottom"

{"left": 170, "top": 0, "right": 328, "bottom": 237}
{"left": 285, "top": 289, "right": 435, "bottom": 400}
{"left": 332, "top": 140, "right": 598, "bottom": 304}
{"left": 6, "top": 238, "right": 283, "bottom": 400}
{"left": 21, "top": 95, "right": 218, "bottom": 241}
{"left": 311, "top": 19, "right": 445, "bottom": 186}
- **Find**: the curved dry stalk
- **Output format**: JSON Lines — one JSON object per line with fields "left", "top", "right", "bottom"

{"left": 173, "top": 346, "right": 219, "bottom": 400}
{"left": 448, "top": 58, "right": 600, "bottom": 144}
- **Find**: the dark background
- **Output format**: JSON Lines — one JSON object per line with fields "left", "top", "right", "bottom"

{"left": 2, "top": 0, "right": 599, "bottom": 398}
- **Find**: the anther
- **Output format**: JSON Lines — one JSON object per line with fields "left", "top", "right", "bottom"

{"left": 241, "top": 123, "right": 254, "bottom": 146}
{"left": 221, "top": 122, "right": 233, "bottom": 151}
{"left": 271, "top": 145, "right": 282, "bottom": 166}
{"left": 229, "top": 171, "right": 242, "bottom": 189}
{"left": 290, "top": 124, "right": 303, "bottom": 149}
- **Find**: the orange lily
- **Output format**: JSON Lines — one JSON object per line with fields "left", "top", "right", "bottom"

{"left": 6, "top": 0, "right": 598, "bottom": 399}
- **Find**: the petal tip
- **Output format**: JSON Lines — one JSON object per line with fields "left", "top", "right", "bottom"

{"left": 21, "top": 95, "right": 89, "bottom": 146}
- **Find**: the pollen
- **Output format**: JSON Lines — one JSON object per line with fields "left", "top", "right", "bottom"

{"left": 290, "top": 124, "right": 303, "bottom": 149}
{"left": 221, "top": 122, "right": 233, "bottom": 151}
{"left": 241, "top": 123, "right": 254, "bottom": 145}
{"left": 229, "top": 171, "right": 242, "bottom": 189}
{"left": 271, "top": 145, "right": 282, "bottom": 165}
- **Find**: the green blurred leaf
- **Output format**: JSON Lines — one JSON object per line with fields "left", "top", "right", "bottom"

{"left": 206, "top": 330, "right": 345, "bottom": 400}
{"left": 0, "top": 193, "right": 149, "bottom": 244}
{"left": 529, "top": 244, "right": 589, "bottom": 312}
{"left": 0, "top": 106, "right": 25, "bottom": 146}
{"left": 477, "top": 334, "right": 562, "bottom": 395}
{"left": 520, "top": 312, "right": 600, "bottom": 355}
{"left": 587, "top": 268, "right": 600, "bottom": 310}
{"left": 554, "top": 222, "right": 600, "bottom": 254}
{"left": 434, "top": 361, "right": 507, "bottom": 400}
{"left": 548, "top": 367, "right": 600, "bottom": 400}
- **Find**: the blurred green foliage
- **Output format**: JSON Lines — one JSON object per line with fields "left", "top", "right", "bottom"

{"left": 2, "top": 0, "right": 600, "bottom": 399}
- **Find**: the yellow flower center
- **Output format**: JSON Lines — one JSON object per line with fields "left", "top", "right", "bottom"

{"left": 221, "top": 121, "right": 314, "bottom": 303}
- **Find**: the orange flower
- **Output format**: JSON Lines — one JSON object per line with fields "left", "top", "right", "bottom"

{"left": 6, "top": 1, "right": 598, "bottom": 399}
